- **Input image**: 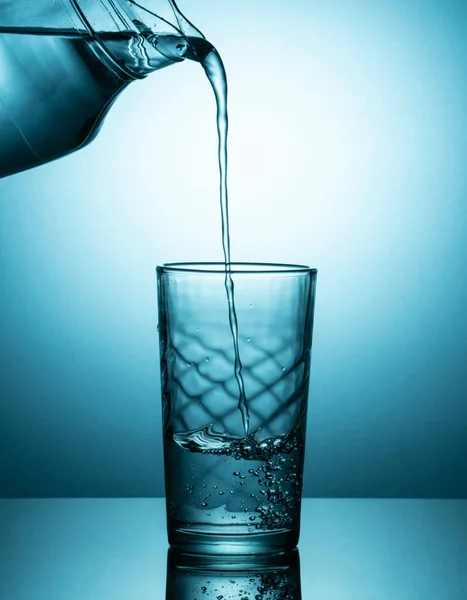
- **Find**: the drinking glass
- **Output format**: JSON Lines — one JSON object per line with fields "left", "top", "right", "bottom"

{"left": 157, "top": 263, "right": 317, "bottom": 555}
{"left": 166, "top": 547, "right": 302, "bottom": 599}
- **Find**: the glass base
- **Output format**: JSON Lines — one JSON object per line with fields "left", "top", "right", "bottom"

{"left": 168, "top": 527, "right": 299, "bottom": 558}
{"left": 166, "top": 547, "right": 302, "bottom": 599}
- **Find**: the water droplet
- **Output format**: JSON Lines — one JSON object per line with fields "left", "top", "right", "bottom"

{"left": 231, "top": 515, "right": 236, "bottom": 519}
{"left": 246, "top": 337, "right": 251, "bottom": 342}
{"left": 249, "top": 303, "right": 253, "bottom": 308}
{"left": 206, "top": 357, "right": 210, "bottom": 362}
{"left": 282, "top": 366, "right": 286, "bottom": 371}
{"left": 218, "top": 491, "right": 224, "bottom": 495}
{"left": 201, "top": 502, "right": 208, "bottom": 507}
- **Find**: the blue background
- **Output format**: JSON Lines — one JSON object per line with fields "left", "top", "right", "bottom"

{"left": 1, "top": 0, "right": 466, "bottom": 498}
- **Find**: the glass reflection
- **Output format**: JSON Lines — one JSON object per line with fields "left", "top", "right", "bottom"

{"left": 166, "top": 548, "right": 302, "bottom": 600}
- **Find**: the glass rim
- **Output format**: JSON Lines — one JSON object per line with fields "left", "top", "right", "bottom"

{"left": 156, "top": 262, "right": 317, "bottom": 275}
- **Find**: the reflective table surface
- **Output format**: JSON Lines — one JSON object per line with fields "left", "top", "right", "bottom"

{"left": 1, "top": 499, "right": 466, "bottom": 599}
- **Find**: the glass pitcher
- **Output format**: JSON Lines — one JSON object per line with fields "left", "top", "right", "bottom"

{"left": 0, "top": 0, "right": 210, "bottom": 178}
